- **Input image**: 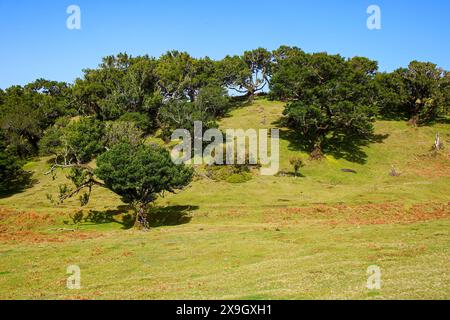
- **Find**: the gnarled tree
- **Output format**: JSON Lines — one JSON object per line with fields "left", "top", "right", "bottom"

{"left": 43, "top": 117, "right": 193, "bottom": 229}
{"left": 275, "top": 52, "right": 377, "bottom": 158}
{"left": 95, "top": 143, "right": 193, "bottom": 228}
{"left": 218, "top": 48, "right": 272, "bottom": 98}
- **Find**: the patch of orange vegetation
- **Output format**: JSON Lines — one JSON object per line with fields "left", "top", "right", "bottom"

{"left": 263, "top": 202, "right": 450, "bottom": 226}
{"left": 0, "top": 208, "right": 57, "bottom": 229}
{"left": 407, "top": 152, "right": 450, "bottom": 178}
{"left": 0, "top": 229, "right": 101, "bottom": 244}
{"left": 0, "top": 207, "right": 102, "bottom": 244}
{"left": 122, "top": 250, "right": 134, "bottom": 257}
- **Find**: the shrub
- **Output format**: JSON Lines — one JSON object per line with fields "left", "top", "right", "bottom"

{"left": 118, "top": 112, "right": 153, "bottom": 133}
{"left": 104, "top": 121, "right": 144, "bottom": 148}
{"left": 0, "top": 140, "right": 26, "bottom": 192}
{"left": 206, "top": 164, "right": 253, "bottom": 183}
{"left": 289, "top": 156, "right": 305, "bottom": 177}
{"left": 226, "top": 172, "right": 252, "bottom": 184}
{"left": 95, "top": 143, "right": 193, "bottom": 228}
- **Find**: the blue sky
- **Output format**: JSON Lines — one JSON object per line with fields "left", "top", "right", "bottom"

{"left": 0, "top": 0, "right": 449, "bottom": 89}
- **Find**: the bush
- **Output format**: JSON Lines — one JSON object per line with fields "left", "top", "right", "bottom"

{"left": 41, "top": 117, "right": 106, "bottom": 164}
{"left": 289, "top": 156, "right": 305, "bottom": 177}
{"left": 65, "top": 117, "right": 106, "bottom": 163}
{"left": 0, "top": 141, "right": 27, "bottom": 193}
{"left": 196, "top": 85, "right": 230, "bottom": 117}
{"left": 104, "top": 121, "right": 144, "bottom": 148}
{"left": 226, "top": 172, "right": 252, "bottom": 184}
{"left": 207, "top": 164, "right": 253, "bottom": 183}
{"left": 95, "top": 143, "right": 193, "bottom": 228}
{"left": 118, "top": 112, "right": 153, "bottom": 133}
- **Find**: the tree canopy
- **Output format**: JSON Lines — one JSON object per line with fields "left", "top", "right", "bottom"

{"left": 0, "top": 133, "right": 27, "bottom": 193}
{"left": 218, "top": 48, "right": 272, "bottom": 97}
{"left": 272, "top": 49, "right": 378, "bottom": 158}
{"left": 375, "top": 61, "right": 449, "bottom": 125}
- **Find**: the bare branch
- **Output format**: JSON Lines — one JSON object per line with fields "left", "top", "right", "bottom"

{"left": 45, "top": 162, "right": 94, "bottom": 175}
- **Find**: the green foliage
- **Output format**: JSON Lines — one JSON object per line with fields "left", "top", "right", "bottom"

{"left": 158, "top": 98, "right": 218, "bottom": 140}
{"left": 72, "top": 53, "right": 161, "bottom": 123}
{"left": 155, "top": 51, "right": 218, "bottom": 101}
{"left": 276, "top": 51, "right": 377, "bottom": 157}
{"left": 118, "top": 112, "right": 153, "bottom": 133}
{"left": 157, "top": 84, "right": 229, "bottom": 140}
{"left": 401, "top": 61, "right": 447, "bottom": 125}
{"left": 225, "top": 173, "right": 252, "bottom": 184}
{"left": 270, "top": 46, "right": 308, "bottom": 100}
{"left": 289, "top": 157, "right": 305, "bottom": 177}
{"left": 66, "top": 167, "right": 91, "bottom": 189}
{"left": 104, "top": 120, "right": 144, "bottom": 148}
{"left": 95, "top": 143, "right": 193, "bottom": 222}
{"left": 41, "top": 117, "right": 105, "bottom": 164}
{"left": 0, "top": 80, "right": 71, "bottom": 158}
{"left": 0, "top": 136, "right": 26, "bottom": 193}
{"left": 207, "top": 164, "right": 253, "bottom": 183}
{"left": 218, "top": 48, "right": 271, "bottom": 97}
{"left": 60, "top": 167, "right": 95, "bottom": 206}
{"left": 64, "top": 117, "right": 105, "bottom": 163}
{"left": 374, "top": 71, "right": 408, "bottom": 119}
{"left": 195, "top": 85, "right": 230, "bottom": 118}
{"left": 0, "top": 88, "right": 4, "bottom": 105}
{"left": 38, "top": 117, "right": 71, "bottom": 157}
{"left": 47, "top": 140, "right": 193, "bottom": 228}
{"left": 442, "top": 71, "right": 450, "bottom": 116}
{"left": 375, "top": 61, "right": 449, "bottom": 124}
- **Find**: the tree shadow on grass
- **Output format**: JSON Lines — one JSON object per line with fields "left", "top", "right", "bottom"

{"left": 275, "top": 170, "right": 306, "bottom": 178}
{"left": 0, "top": 171, "right": 38, "bottom": 199}
{"left": 73, "top": 205, "right": 199, "bottom": 230}
{"left": 219, "top": 97, "right": 253, "bottom": 120}
{"left": 278, "top": 123, "right": 389, "bottom": 165}
{"left": 428, "top": 116, "right": 450, "bottom": 126}
{"left": 69, "top": 205, "right": 135, "bottom": 229}
{"left": 323, "top": 132, "right": 389, "bottom": 164}
{"left": 146, "top": 205, "right": 198, "bottom": 228}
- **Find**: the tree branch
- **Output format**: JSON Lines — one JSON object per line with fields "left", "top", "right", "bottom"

{"left": 59, "top": 178, "right": 105, "bottom": 202}
{"left": 45, "top": 162, "right": 95, "bottom": 175}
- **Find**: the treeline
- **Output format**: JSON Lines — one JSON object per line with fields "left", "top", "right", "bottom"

{"left": 1, "top": 47, "right": 449, "bottom": 192}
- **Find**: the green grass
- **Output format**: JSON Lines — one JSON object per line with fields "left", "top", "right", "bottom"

{"left": 0, "top": 98, "right": 449, "bottom": 299}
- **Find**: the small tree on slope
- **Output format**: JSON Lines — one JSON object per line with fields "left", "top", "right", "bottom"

{"left": 95, "top": 143, "right": 193, "bottom": 228}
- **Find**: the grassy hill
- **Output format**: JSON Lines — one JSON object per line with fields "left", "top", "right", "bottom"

{"left": 0, "top": 99, "right": 449, "bottom": 299}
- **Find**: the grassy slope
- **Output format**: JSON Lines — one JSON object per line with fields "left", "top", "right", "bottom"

{"left": 0, "top": 99, "right": 449, "bottom": 299}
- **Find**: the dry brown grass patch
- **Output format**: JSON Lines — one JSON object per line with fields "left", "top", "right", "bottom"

{"left": 263, "top": 202, "right": 450, "bottom": 226}
{"left": 0, "top": 207, "right": 103, "bottom": 244}
{"left": 407, "top": 152, "right": 450, "bottom": 178}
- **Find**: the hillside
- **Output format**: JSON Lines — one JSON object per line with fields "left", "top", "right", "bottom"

{"left": 0, "top": 99, "right": 449, "bottom": 299}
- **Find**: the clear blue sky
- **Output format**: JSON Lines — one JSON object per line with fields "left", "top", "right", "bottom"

{"left": 0, "top": 0, "right": 449, "bottom": 89}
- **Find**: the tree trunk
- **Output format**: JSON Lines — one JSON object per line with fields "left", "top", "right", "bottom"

{"left": 408, "top": 115, "right": 419, "bottom": 127}
{"left": 310, "top": 136, "right": 325, "bottom": 160}
{"left": 246, "top": 88, "right": 255, "bottom": 101}
{"left": 134, "top": 204, "right": 149, "bottom": 230}
{"left": 310, "top": 144, "right": 324, "bottom": 160}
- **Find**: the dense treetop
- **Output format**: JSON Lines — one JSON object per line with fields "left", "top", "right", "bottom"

{"left": 0, "top": 46, "right": 448, "bottom": 161}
